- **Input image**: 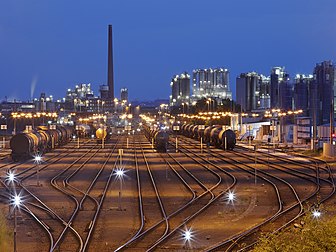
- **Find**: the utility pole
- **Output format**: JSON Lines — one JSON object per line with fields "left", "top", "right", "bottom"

{"left": 330, "top": 91, "right": 334, "bottom": 145}
{"left": 313, "top": 89, "right": 317, "bottom": 151}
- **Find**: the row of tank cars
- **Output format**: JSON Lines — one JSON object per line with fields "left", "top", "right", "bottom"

{"left": 143, "top": 124, "right": 169, "bottom": 152}
{"left": 10, "top": 123, "right": 111, "bottom": 161}
{"left": 10, "top": 125, "right": 74, "bottom": 161}
{"left": 179, "top": 124, "right": 236, "bottom": 150}
{"left": 141, "top": 121, "right": 236, "bottom": 152}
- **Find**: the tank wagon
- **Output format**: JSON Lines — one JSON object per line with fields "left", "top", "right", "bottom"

{"left": 95, "top": 126, "right": 112, "bottom": 143}
{"left": 143, "top": 124, "right": 169, "bottom": 152}
{"left": 180, "top": 123, "right": 236, "bottom": 150}
{"left": 76, "top": 124, "right": 96, "bottom": 138}
{"left": 10, "top": 125, "right": 74, "bottom": 161}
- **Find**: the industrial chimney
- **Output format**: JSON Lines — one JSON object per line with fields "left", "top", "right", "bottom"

{"left": 107, "top": 24, "right": 114, "bottom": 99}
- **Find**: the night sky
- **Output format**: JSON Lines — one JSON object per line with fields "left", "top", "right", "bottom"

{"left": 1, "top": 0, "right": 336, "bottom": 102}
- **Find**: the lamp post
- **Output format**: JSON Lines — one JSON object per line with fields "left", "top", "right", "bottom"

{"left": 11, "top": 194, "right": 22, "bottom": 252}
{"left": 7, "top": 171, "right": 16, "bottom": 218}
{"left": 254, "top": 145, "right": 257, "bottom": 186}
{"left": 226, "top": 191, "right": 236, "bottom": 204}
{"left": 114, "top": 168, "right": 125, "bottom": 211}
{"left": 34, "top": 155, "right": 42, "bottom": 187}
{"left": 312, "top": 209, "right": 321, "bottom": 219}
{"left": 114, "top": 98, "right": 118, "bottom": 113}
{"left": 182, "top": 227, "right": 193, "bottom": 249}
{"left": 12, "top": 114, "right": 17, "bottom": 135}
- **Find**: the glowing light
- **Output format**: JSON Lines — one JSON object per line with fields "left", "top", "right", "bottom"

{"left": 184, "top": 230, "right": 192, "bottom": 240}
{"left": 225, "top": 190, "right": 236, "bottom": 204}
{"left": 10, "top": 193, "right": 23, "bottom": 208}
{"left": 114, "top": 168, "right": 126, "bottom": 180}
{"left": 181, "top": 227, "right": 194, "bottom": 245}
{"left": 34, "top": 154, "right": 42, "bottom": 164}
{"left": 312, "top": 210, "right": 321, "bottom": 218}
{"left": 8, "top": 171, "right": 15, "bottom": 182}
{"left": 14, "top": 195, "right": 21, "bottom": 206}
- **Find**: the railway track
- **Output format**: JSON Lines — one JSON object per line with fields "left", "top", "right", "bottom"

{"left": 49, "top": 137, "right": 121, "bottom": 251}
{"left": 0, "top": 131, "right": 334, "bottom": 252}
{"left": 0, "top": 140, "right": 96, "bottom": 251}
{"left": 117, "top": 133, "right": 235, "bottom": 251}
{"left": 0, "top": 138, "right": 121, "bottom": 251}
{"left": 177, "top": 135, "right": 335, "bottom": 251}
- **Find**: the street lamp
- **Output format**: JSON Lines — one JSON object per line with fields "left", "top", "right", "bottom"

{"left": 11, "top": 194, "right": 22, "bottom": 252}
{"left": 34, "top": 154, "right": 42, "bottom": 187}
{"left": 7, "top": 171, "right": 16, "bottom": 184}
{"left": 6, "top": 171, "right": 17, "bottom": 218}
{"left": 312, "top": 210, "right": 321, "bottom": 219}
{"left": 206, "top": 100, "right": 210, "bottom": 111}
{"left": 225, "top": 190, "right": 236, "bottom": 204}
{"left": 102, "top": 101, "right": 105, "bottom": 113}
{"left": 181, "top": 227, "right": 194, "bottom": 249}
{"left": 114, "top": 168, "right": 125, "bottom": 211}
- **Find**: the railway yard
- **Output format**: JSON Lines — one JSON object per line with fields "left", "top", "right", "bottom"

{"left": 0, "top": 131, "right": 335, "bottom": 252}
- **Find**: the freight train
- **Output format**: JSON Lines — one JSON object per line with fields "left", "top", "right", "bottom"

{"left": 10, "top": 125, "right": 74, "bottom": 161}
{"left": 179, "top": 123, "right": 236, "bottom": 150}
{"left": 143, "top": 124, "right": 169, "bottom": 152}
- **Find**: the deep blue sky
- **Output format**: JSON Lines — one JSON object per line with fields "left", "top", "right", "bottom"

{"left": 1, "top": 0, "right": 336, "bottom": 102}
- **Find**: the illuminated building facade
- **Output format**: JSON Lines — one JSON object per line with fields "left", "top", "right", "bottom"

{"left": 313, "top": 61, "right": 336, "bottom": 125}
{"left": 236, "top": 72, "right": 270, "bottom": 112}
{"left": 293, "top": 74, "right": 313, "bottom": 117}
{"left": 192, "top": 68, "right": 232, "bottom": 102}
{"left": 120, "top": 88, "right": 128, "bottom": 102}
{"left": 270, "top": 67, "right": 292, "bottom": 110}
{"left": 170, "top": 72, "right": 190, "bottom": 107}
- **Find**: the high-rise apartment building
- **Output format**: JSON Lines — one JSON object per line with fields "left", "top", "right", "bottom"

{"left": 192, "top": 68, "right": 232, "bottom": 102}
{"left": 170, "top": 72, "right": 190, "bottom": 107}
{"left": 236, "top": 72, "right": 270, "bottom": 112}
